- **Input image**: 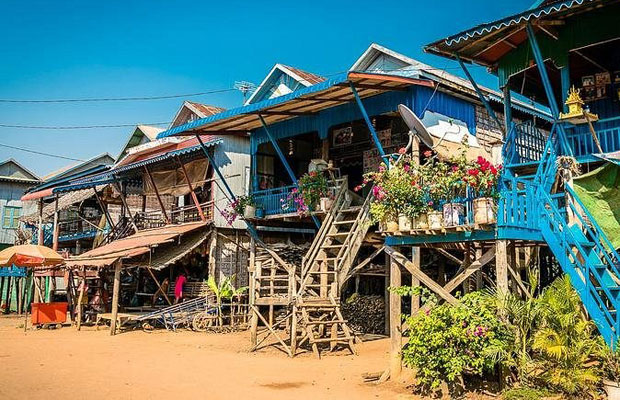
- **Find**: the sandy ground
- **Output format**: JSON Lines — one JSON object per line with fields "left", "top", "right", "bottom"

{"left": 0, "top": 316, "right": 413, "bottom": 400}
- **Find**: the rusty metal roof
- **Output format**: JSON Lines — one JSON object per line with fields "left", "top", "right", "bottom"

{"left": 64, "top": 221, "right": 208, "bottom": 268}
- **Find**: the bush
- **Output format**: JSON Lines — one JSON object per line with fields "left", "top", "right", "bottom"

{"left": 501, "top": 387, "right": 549, "bottom": 400}
{"left": 402, "top": 291, "right": 509, "bottom": 393}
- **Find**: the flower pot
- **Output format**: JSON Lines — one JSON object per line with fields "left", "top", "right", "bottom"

{"left": 255, "top": 207, "right": 264, "bottom": 218}
{"left": 443, "top": 203, "right": 465, "bottom": 226}
{"left": 385, "top": 220, "right": 399, "bottom": 233}
{"left": 243, "top": 205, "right": 256, "bottom": 219}
{"left": 413, "top": 213, "right": 428, "bottom": 229}
{"left": 398, "top": 214, "right": 412, "bottom": 232}
{"left": 604, "top": 380, "right": 620, "bottom": 400}
{"left": 428, "top": 211, "right": 443, "bottom": 229}
{"left": 473, "top": 197, "right": 496, "bottom": 224}
{"left": 319, "top": 197, "right": 333, "bottom": 213}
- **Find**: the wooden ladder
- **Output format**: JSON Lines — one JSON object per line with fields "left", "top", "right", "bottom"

{"left": 294, "top": 294, "right": 357, "bottom": 358}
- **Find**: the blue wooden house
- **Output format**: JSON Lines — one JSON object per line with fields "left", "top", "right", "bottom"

{"left": 154, "top": 44, "right": 552, "bottom": 356}
{"left": 425, "top": 0, "right": 620, "bottom": 348}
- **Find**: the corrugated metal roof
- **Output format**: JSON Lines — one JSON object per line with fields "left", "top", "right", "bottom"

{"left": 146, "top": 229, "right": 208, "bottom": 270}
{"left": 65, "top": 222, "right": 207, "bottom": 268}
{"left": 157, "top": 72, "right": 434, "bottom": 139}
{"left": 48, "top": 136, "right": 221, "bottom": 194}
{"left": 424, "top": 0, "right": 599, "bottom": 64}
{"left": 446, "top": 0, "right": 591, "bottom": 47}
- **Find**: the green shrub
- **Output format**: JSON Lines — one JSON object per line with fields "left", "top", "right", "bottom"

{"left": 501, "top": 387, "right": 549, "bottom": 400}
{"left": 401, "top": 291, "right": 509, "bottom": 393}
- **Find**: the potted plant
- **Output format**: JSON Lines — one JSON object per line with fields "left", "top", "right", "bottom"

{"left": 464, "top": 156, "right": 501, "bottom": 225}
{"left": 282, "top": 171, "right": 330, "bottom": 216}
{"left": 442, "top": 154, "right": 468, "bottom": 227}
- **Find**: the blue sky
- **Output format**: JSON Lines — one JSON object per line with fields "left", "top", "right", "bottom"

{"left": 0, "top": 0, "right": 532, "bottom": 177}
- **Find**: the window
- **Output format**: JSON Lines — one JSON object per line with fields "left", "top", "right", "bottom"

{"left": 2, "top": 206, "right": 21, "bottom": 229}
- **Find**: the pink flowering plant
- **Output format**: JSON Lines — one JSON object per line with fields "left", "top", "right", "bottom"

{"left": 281, "top": 171, "right": 330, "bottom": 216}
{"left": 363, "top": 147, "right": 502, "bottom": 222}
{"left": 220, "top": 195, "right": 255, "bottom": 225}
{"left": 399, "top": 290, "right": 509, "bottom": 393}
{"left": 361, "top": 150, "right": 429, "bottom": 223}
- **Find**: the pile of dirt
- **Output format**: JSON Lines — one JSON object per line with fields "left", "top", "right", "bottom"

{"left": 341, "top": 294, "right": 385, "bottom": 334}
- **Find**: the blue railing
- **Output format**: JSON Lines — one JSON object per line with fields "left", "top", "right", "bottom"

{"left": 503, "top": 122, "right": 547, "bottom": 168}
{"left": 253, "top": 185, "right": 298, "bottom": 216}
{"left": 567, "top": 123, "right": 620, "bottom": 160}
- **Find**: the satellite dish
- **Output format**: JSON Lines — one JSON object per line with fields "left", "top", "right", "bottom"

{"left": 398, "top": 104, "right": 434, "bottom": 148}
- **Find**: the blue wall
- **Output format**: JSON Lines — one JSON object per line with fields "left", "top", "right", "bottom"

{"left": 250, "top": 86, "right": 477, "bottom": 154}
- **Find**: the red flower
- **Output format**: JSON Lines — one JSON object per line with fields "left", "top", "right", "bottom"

{"left": 467, "top": 169, "right": 479, "bottom": 176}
{"left": 423, "top": 150, "right": 432, "bottom": 157}
{"left": 354, "top": 185, "right": 362, "bottom": 192}
{"left": 451, "top": 165, "right": 459, "bottom": 172}
{"left": 398, "top": 147, "right": 407, "bottom": 155}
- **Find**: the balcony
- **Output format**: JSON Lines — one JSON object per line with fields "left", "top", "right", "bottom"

{"left": 134, "top": 201, "right": 214, "bottom": 230}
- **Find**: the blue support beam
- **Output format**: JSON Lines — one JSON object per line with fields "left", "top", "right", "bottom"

{"left": 349, "top": 83, "right": 388, "bottom": 166}
{"left": 196, "top": 134, "right": 262, "bottom": 240}
{"left": 526, "top": 23, "right": 572, "bottom": 156}
{"left": 257, "top": 116, "right": 321, "bottom": 229}
{"left": 258, "top": 115, "right": 299, "bottom": 186}
{"left": 456, "top": 55, "right": 505, "bottom": 136}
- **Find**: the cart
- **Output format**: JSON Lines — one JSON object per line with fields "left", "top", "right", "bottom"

{"left": 31, "top": 302, "right": 68, "bottom": 329}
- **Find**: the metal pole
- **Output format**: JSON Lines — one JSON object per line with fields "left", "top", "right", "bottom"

{"left": 526, "top": 22, "right": 572, "bottom": 156}
{"left": 349, "top": 83, "right": 388, "bottom": 164}
{"left": 456, "top": 55, "right": 505, "bottom": 136}
{"left": 257, "top": 116, "right": 321, "bottom": 229}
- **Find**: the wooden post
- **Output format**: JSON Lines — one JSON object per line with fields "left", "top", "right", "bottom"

{"left": 143, "top": 167, "right": 170, "bottom": 224}
{"left": 208, "top": 230, "right": 217, "bottom": 280}
{"left": 411, "top": 247, "right": 420, "bottom": 314}
{"left": 52, "top": 195, "right": 60, "bottom": 251}
{"left": 76, "top": 267, "right": 86, "bottom": 331}
{"left": 389, "top": 254, "right": 402, "bottom": 378}
{"left": 110, "top": 261, "right": 122, "bottom": 336}
{"left": 249, "top": 238, "right": 258, "bottom": 348}
{"left": 34, "top": 199, "right": 44, "bottom": 304}
{"left": 93, "top": 188, "right": 115, "bottom": 231}
{"left": 114, "top": 182, "right": 139, "bottom": 232}
{"left": 496, "top": 240, "right": 509, "bottom": 293}
{"left": 384, "top": 255, "right": 390, "bottom": 334}
{"left": 475, "top": 248, "right": 483, "bottom": 290}
{"left": 177, "top": 156, "right": 206, "bottom": 222}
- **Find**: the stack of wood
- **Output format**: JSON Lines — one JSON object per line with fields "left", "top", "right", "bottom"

{"left": 341, "top": 294, "right": 385, "bottom": 334}
{"left": 264, "top": 242, "right": 310, "bottom": 268}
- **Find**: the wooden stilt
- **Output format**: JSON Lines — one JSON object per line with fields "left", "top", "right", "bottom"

{"left": 110, "top": 261, "right": 122, "bottom": 336}
{"left": 114, "top": 182, "right": 139, "bottom": 232}
{"left": 76, "top": 267, "right": 86, "bottom": 331}
{"left": 496, "top": 240, "right": 509, "bottom": 293}
{"left": 146, "top": 267, "right": 172, "bottom": 306}
{"left": 411, "top": 247, "right": 420, "bottom": 314}
{"left": 389, "top": 253, "right": 402, "bottom": 378}
{"left": 52, "top": 195, "right": 59, "bottom": 251}
{"left": 143, "top": 167, "right": 170, "bottom": 224}
{"left": 177, "top": 156, "right": 206, "bottom": 222}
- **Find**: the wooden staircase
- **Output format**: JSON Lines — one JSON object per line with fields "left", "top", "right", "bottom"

{"left": 292, "top": 179, "right": 373, "bottom": 357}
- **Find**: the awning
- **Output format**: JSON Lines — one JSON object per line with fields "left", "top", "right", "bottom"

{"left": 21, "top": 185, "right": 107, "bottom": 224}
{"left": 21, "top": 188, "right": 54, "bottom": 201}
{"left": 64, "top": 221, "right": 208, "bottom": 268}
{"left": 144, "top": 229, "right": 209, "bottom": 270}
{"left": 156, "top": 72, "right": 434, "bottom": 138}
{"left": 424, "top": 0, "right": 600, "bottom": 66}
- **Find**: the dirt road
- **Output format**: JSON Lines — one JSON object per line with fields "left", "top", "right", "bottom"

{"left": 0, "top": 316, "right": 410, "bottom": 400}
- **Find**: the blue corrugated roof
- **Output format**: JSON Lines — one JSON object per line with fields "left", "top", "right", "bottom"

{"left": 442, "top": 0, "right": 592, "bottom": 47}
{"left": 157, "top": 73, "right": 352, "bottom": 139}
